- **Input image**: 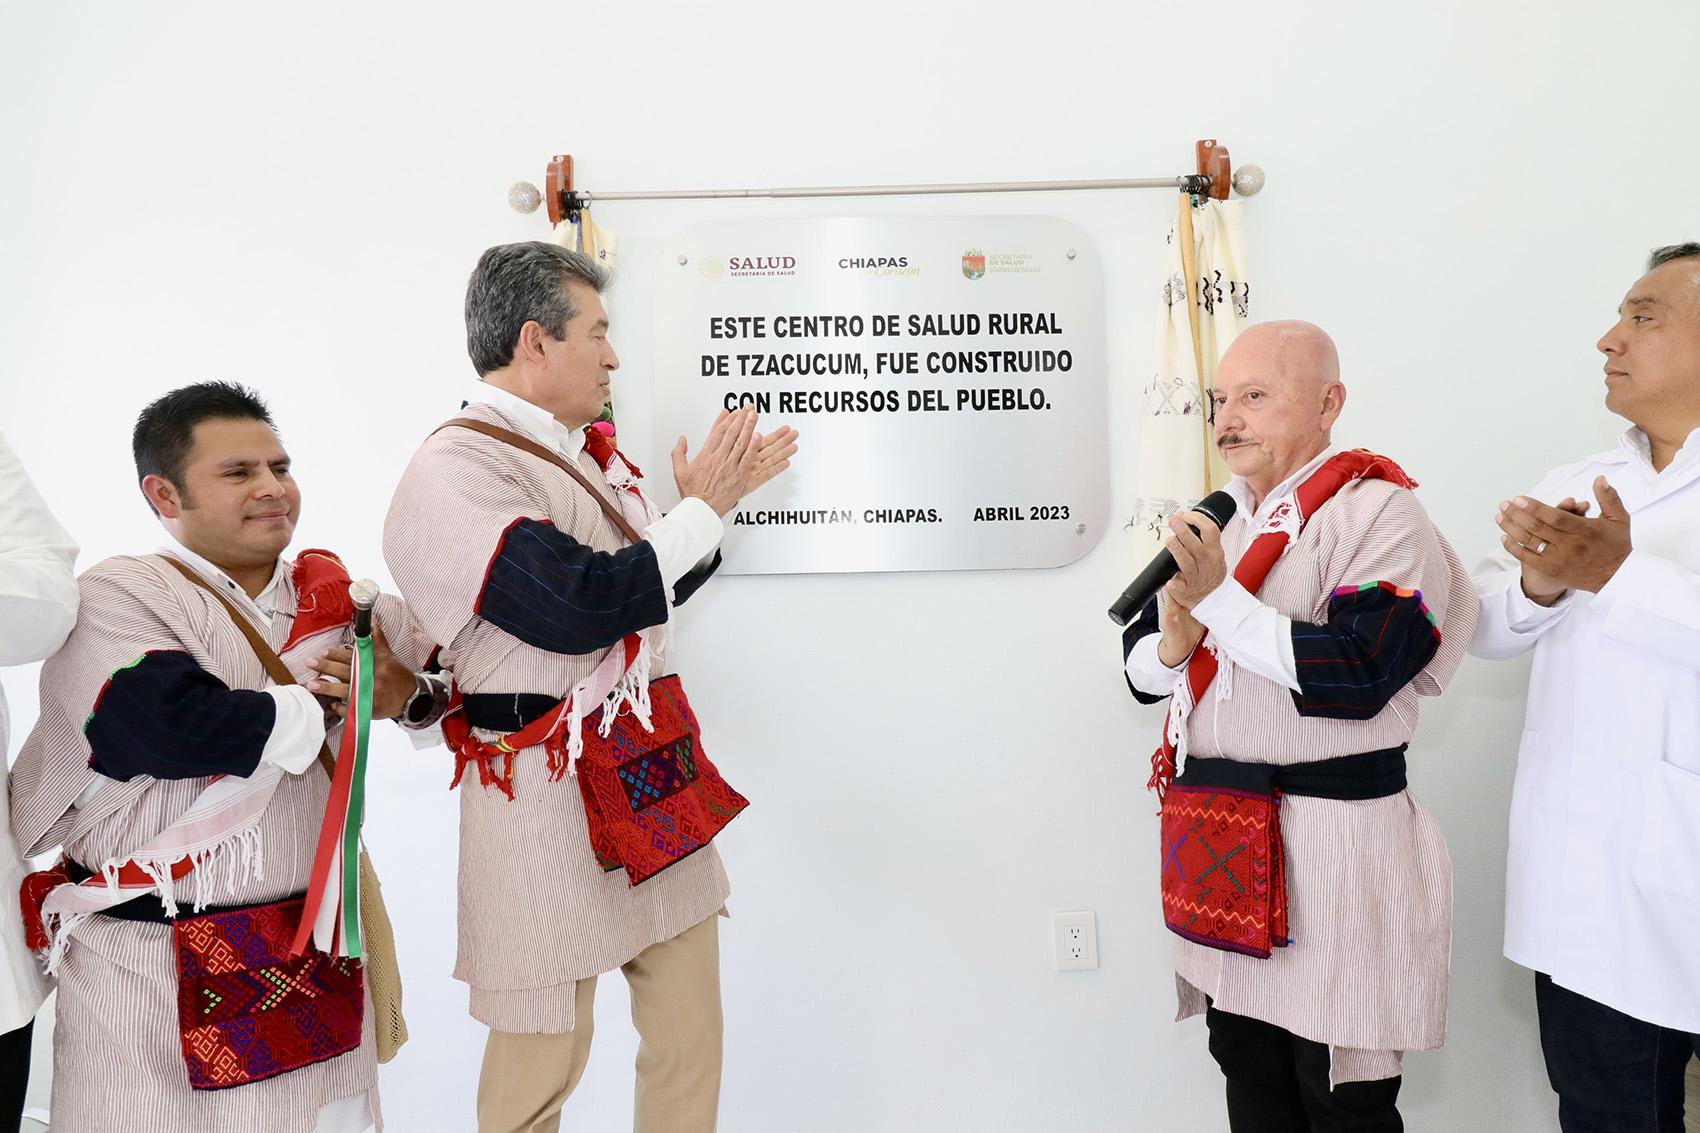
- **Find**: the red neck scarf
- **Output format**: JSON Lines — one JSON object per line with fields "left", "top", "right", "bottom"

{"left": 1149, "top": 449, "right": 1417, "bottom": 797}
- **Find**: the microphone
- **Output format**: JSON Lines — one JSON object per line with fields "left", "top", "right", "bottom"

{"left": 1107, "top": 491, "right": 1238, "bottom": 627}
{"left": 348, "top": 579, "right": 380, "bottom": 639}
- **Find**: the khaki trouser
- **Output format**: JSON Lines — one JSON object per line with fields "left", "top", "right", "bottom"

{"left": 476, "top": 915, "right": 722, "bottom": 1133}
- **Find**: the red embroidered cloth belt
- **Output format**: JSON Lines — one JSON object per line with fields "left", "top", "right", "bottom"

{"left": 1159, "top": 748, "right": 1407, "bottom": 959}
{"left": 443, "top": 674, "right": 749, "bottom": 885}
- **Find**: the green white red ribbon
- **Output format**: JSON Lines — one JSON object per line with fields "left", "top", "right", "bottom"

{"left": 292, "top": 628, "right": 373, "bottom": 958}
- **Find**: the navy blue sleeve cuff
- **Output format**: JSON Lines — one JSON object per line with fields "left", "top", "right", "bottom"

{"left": 1290, "top": 582, "right": 1441, "bottom": 719}
{"left": 477, "top": 518, "right": 670, "bottom": 654}
{"left": 1121, "top": 600, "right": 1170, "bottom": 705}
{"left": 85, "top": 650, "right": 274, "bottom": 781}
{"left": 673, "top": 551, "right": 723, "bottom": 607}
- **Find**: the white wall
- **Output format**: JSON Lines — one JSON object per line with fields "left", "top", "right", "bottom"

{"left": 3, "top": 2, "right": 1697, "bottom": 1129}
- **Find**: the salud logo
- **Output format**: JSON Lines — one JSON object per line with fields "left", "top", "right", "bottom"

{"left": 961, "top": 249, "right": 986, "bottom": 281}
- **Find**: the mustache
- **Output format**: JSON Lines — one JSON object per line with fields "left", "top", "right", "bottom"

{"left": 1217, "top": 434, "right": 1250, "bottom": 449}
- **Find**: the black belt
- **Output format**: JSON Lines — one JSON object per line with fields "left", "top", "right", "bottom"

{"left": 65, "top": 860, "right": 305, "bottom": 926}
{"left": 461, "top": 692, "right": 562, "bottom": 732}
{"left": 1173, "top": 744, "right": 1408, "bottom": 800}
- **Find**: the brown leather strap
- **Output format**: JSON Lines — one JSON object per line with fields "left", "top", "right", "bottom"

{"left": 162, "top": 556, "right": 337, "bottom": 777}
{"left": 437, "top": 417, "right": 642, "bottom": 545}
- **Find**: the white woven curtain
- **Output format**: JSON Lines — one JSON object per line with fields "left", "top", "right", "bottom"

{"left": 551, "top": 208, "right": 619, "bottom": 276}
{"left": 1130, "top": 197, "right": 1250, "bottom": 556}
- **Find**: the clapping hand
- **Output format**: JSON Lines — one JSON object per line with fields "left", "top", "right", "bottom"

{"left": 1495, "top": 476, "right": 1632, "bottom": 604}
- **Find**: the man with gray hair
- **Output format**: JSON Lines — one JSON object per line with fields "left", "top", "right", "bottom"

{"left": 1472, "top": 243, "right": 1700, "bottom": 1130}
{"left": 384, "top": 241, "right": 796, "bottom": 1131}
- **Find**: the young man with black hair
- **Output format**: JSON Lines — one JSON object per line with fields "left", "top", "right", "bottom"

{"left": 10, "top": 381, "right": 443, "bottom": 1132}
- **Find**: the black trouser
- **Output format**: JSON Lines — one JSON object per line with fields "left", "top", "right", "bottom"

{"left": 1536, "top": 972, "right": 1700, "bottom": 1132}
{"left": 1205, "top": 1005, "right": 1402, "bottom": 1132}
{"left": 0, "top": 1018, "right": 32, "bottom": 1132}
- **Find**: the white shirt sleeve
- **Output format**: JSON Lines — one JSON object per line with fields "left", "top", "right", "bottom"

{"left": 1124, "top": 631, "right": 1188, "bottom": 696}
{"left": 402, "top": 721, "right": 444, "bottom": 750}
{"left": 0, "top": 431, "right": 80, "bottom": 667}
{"left": 642, "top": 497, "right": 725, "bottom": 598}
{"left": 260, "top": 686, "right": 327, "bottom": 774}
{"left": 1469, "top": 555, "right": 1577, "bottom": 660}
{"left": 1188, "top": 577, "right": 1301, "bottom": 692}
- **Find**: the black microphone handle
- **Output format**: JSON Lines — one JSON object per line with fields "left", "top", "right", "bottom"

{"left": 1107, "top": 547, "right": 1182, "bottom": 627}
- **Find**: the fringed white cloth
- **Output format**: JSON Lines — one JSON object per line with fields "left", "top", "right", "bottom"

{"left": 1131, "top": 197, "right": 1250, "bottom": 556}
{"left": 556, "top": 445, "right": 671, "bottom": 776}
{"left": 34, "top": 623, "right": 342, "bottom": 970}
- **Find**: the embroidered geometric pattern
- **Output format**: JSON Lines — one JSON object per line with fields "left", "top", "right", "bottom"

{"left": 1290, "top": 579, "right": 1442, "bottom": 721}
{"left": 1159, "top": 784, "right": 1289, "bottom": 959}
{"left": 174, "top": 897, "right": 364, "bottom": 1090}
{"left": 576, "top": 675, "right": 748, "bottom": 886}
{"left": 616, "top": 735, "right": 700, "bottom": 811}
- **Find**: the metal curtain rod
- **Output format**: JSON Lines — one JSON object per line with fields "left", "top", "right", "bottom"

{"left": 506, "top": 139, "right": 1265, "bottom": 222}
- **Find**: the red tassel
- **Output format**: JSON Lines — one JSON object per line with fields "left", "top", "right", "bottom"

{"left": 19, "top": 865, "right": 70, "bottom": 952}
{"left": 581, "top": 427, "right": 642, "bottom": 479}
{"left": 1148, "top": 744, "right": 1176, "bottom": 802}
{"left": 448, "top": 738, "right": 516, "bottom": 801}
{"left": 543, "top": 733, "right": 569, "bottom": 783}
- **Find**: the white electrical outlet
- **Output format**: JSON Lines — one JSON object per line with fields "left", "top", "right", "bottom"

{"left": 1053, "top": 910, "right": 1098, "bottom": 971}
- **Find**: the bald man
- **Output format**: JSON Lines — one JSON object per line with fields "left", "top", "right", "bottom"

{"left": 1123, "top": 321, "right": 1478, "bottom": 1131}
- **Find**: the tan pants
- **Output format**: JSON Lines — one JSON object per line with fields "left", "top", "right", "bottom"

{"left": 476, "top": 915, "right": 722, "bottom": 1133}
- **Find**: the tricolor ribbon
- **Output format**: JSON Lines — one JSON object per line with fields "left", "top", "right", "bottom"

{"left": 292, "top": 609, "right": 374, "bottom": 958}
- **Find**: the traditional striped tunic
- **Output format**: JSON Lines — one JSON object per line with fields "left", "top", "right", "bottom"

{"left": 9, "top": 553, "right": 427, "bottom": 1132}
{"left": 1131, "top": 476, "right": 1476, "bottom": 1084}
{"left": 383, "top": 403, "right": 729, "bottom": 1034}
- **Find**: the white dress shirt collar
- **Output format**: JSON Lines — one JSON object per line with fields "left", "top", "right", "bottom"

{"left": 1615, "top": 424, "right": 1700, "bottom": 479}
{"left": 1224, "top": 444, "right": 1340, "bottom": 526}
{"left": 467, "top": 381, "right": 586, "bottom": 462}
{"left": 158, "top": 536, "right": 290, "bottom": 625}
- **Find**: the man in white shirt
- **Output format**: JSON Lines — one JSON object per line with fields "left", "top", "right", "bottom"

{"left": 1472, "top": 242, "right": 1700, "bottom": 1131}
{"left": 0, "top": 431, "right": 79, "bottom": 1130}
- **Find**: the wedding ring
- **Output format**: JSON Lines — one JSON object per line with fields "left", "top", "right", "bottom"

{"left": 1534, "top": 540, "right": 1548, "bottom": 555}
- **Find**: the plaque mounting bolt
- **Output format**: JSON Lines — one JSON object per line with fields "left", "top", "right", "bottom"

{"left": 1075, "top": 523, "right": 1086, "bottom": 534}
{"left": 677, "top": 255, "right": 688, "bottom": 266}
{"left": 1066, "top": 248, "right": 1077, "bottom": 260}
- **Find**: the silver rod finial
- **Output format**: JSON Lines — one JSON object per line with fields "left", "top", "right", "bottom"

{"left": 508, "top": 181, "right": 543, "bottom": 214}
{"left": 1231, "top": 165, "right": 1266, "bottom": 197}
